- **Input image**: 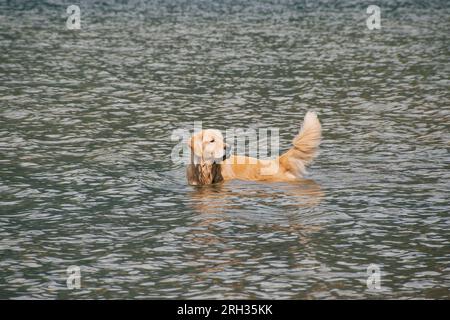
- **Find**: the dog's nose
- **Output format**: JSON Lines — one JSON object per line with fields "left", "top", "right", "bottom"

{"left": 224, "top": 143, "right": 230, "bottom": 150}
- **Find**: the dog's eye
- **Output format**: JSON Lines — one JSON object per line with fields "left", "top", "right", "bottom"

{"left": 210, "top": 139, "right": 215, "bottom": 143}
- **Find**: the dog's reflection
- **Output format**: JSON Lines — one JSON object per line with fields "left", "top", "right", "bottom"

{"left": 188, "top": 179, "right": 323, "bottom": 216}
{"left": 184, "top": 180, "right": 325, "bottom": 293}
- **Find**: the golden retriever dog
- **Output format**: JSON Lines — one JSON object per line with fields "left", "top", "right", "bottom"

{"left": 187, "top": 111, "right": 321, "bottom": 185}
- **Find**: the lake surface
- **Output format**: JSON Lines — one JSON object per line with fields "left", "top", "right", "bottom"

{"left": 0, "top": 0, "right": 449, "bottom": 299}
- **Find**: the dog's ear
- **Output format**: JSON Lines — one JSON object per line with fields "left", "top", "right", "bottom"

{"left": 188, "top": 132, "right": 203, "bottom": 159}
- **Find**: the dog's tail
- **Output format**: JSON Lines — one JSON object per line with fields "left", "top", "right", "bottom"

{"left": 278, "top": 111, "right": 322, "bottom": 177}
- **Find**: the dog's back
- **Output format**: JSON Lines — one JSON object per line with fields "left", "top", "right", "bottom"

{"left": 220, "top": 111, "right": 321, "bottom": 182}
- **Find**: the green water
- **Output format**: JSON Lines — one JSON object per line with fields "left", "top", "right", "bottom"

{"left": 0, "top": 0, "right": 449, "bottom": 299}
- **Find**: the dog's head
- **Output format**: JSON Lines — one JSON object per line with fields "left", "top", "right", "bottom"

{"left": 188, "top": 129, "right": 231, "bottom": 164}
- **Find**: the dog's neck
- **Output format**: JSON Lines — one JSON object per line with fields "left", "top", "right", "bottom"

{"left": 187, "top": 155, "right": 223, "bottom": 185}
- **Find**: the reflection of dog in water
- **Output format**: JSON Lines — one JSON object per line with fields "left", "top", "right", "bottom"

{"left": 186, "top": 111, "right": 321, "bottom": 185}
{"left": 188, "top": 179, "right": 323, "bottom": 216}
{"left": 185, "top": 180, "right": 324, "bottom": 288}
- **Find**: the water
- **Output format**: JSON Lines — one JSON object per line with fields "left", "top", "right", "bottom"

{"left": 0, "top": 0, "right": 449, "bottom": 299}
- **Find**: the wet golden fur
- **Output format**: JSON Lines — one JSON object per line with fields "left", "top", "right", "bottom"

{"left": 187, "top": 111, "right": 321, "bottom": 185}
